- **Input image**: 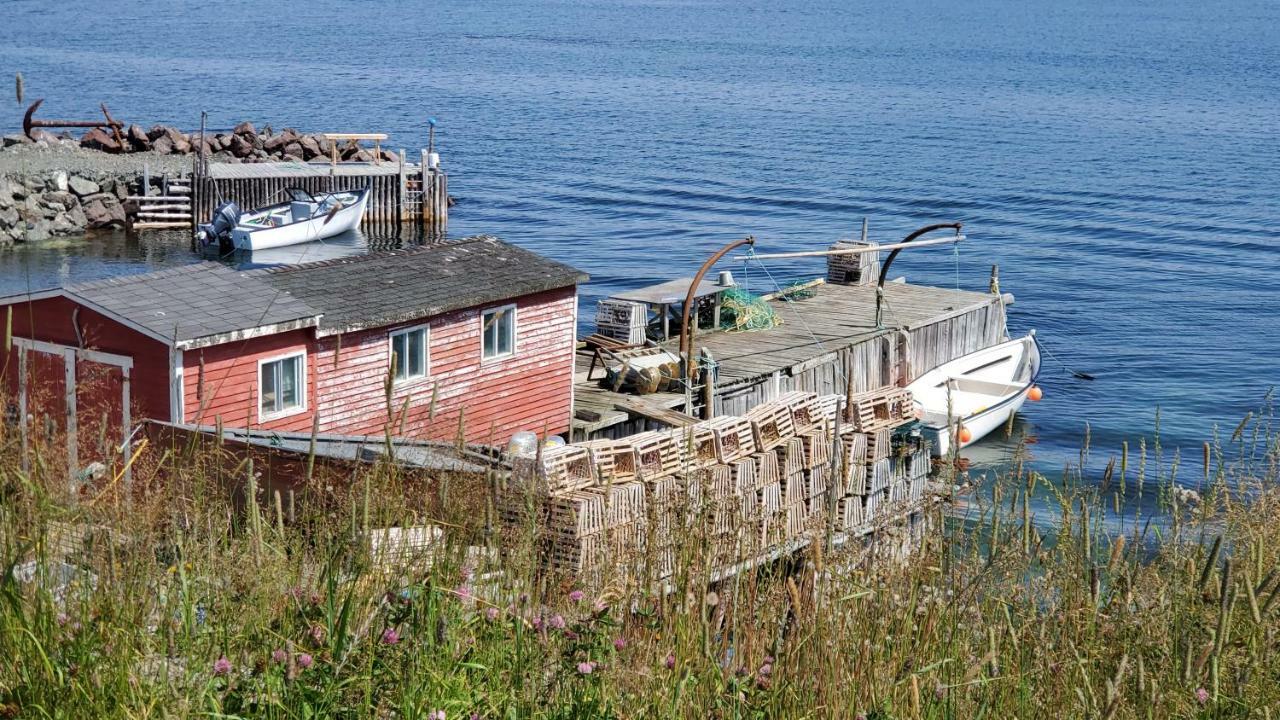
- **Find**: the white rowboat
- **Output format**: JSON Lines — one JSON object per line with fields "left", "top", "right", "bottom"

{"left": 197, "top": 187, "right": 370, "bottom": 252}
{"left": 906, "top": 333, "right": 1041, "bottom": 457}
{"left": 231, "top": 187, "right": 369, "bottom": 251}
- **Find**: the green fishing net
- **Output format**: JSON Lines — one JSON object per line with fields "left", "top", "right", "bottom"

{"left": 719, "top": 288, "right": 781, "bottom": 332}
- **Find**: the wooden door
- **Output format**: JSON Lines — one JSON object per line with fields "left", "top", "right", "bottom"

{"left": 74, "top": 357, "right": 126, "bottom": 477}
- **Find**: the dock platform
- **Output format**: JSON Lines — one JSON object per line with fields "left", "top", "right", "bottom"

{"left": 191, "top": 155, "right": 448, "bottom": 234}
{"left": 572, "top": 278, "right": 1007, "bottom": 439}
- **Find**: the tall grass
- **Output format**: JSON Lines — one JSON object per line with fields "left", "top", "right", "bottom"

{"left": 2, "top": 396, "right": 1279, "bottom": 718}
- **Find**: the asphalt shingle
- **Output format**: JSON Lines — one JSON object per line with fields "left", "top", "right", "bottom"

{"left": 67, "top": 263, "right": 321, "bottom": 348}
{"left": 257, "top": 236, "right": 588, "bottom": 334}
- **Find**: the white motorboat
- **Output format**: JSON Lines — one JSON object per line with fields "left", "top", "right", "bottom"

{"left": 196, "top": 187, "right": 370, "bottom": 252}
{"left": 906, "top": 332, "right": 1041, "bottom": 457}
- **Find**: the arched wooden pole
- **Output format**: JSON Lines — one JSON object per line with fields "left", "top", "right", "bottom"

{"left": 680, "top": 236, "right": 755, "bottom": 383}
{"left": 875, "top": 222, "right": 963, "bottom": 328}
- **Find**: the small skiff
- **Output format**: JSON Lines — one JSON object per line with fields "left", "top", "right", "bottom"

{"left": 196, "top": 187, "right": 370, "bottom": 252}
{"left": 906, "top": 332, "right": 1041, "bottom": 457}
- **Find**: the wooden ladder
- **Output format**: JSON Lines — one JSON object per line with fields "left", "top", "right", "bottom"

{"left": 128, "top": 173, "right": 193, "bottom": 231}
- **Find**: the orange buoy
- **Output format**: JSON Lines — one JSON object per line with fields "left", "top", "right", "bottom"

{"left": 958, "top": 426, "right": 973, "bottom": 444}
{"left": 1028, "top": 385, "right": 1043, "bottom": 402}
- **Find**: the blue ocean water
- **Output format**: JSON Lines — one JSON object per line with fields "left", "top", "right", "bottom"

{"left": 1, "top": 0, "right": 1277, "bottom": 493}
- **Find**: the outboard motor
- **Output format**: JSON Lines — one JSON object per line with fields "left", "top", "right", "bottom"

{"left": 195, "top": 201, "right": 241, "bottom": 253}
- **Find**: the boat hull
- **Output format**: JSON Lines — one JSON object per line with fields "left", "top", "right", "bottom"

{"left": 231, "top": 189, "right": 369, "bottom": 251}
{"left": 908, "top": 333, "right": 1041, "bottom": 457}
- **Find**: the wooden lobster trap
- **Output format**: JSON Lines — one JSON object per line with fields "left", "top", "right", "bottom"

{"left": 836, "top": 495, "right": 865, "bottom": 530}
{"left": 729, "top": 457, "right": 756, "bottom": 493}
{"left": 745, "top": 401, "right": 796, "bottom": 451}
{"left": 588, "top": 480, "right": 648, "bottom": 529}
{"left": 629, "top": 430, "right": 681, "bottom": 478}
{"left": 753, "top": 451, "right": 781, "bottom": 487}
{"left": 775, "top": 390, "right": 823, "bottom": 434}
{"left": 775, "top": 436, "right": 807, "bottom": 479}
{"left": 845, "top": 386, "right": 915, "bottom": 433}
{"left": 579, "top": 439, "right": 640, "bottom": 483}
{"left": 667, "top": 425, "right": 721, "bottom": 469}
{"left": 705, "top": 416, "right": 757, "bottom": 463}
{"left": 799, "top": 429, "right": 831, "bottom": 469}
{"left": 511, "top": 445, "right": 596, "bottom": 494}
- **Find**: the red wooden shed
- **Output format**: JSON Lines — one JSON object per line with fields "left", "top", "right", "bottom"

{"left": 2, "top": 236, "right": 586, "bottom": 477}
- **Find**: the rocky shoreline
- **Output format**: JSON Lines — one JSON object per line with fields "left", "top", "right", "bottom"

{"left": 0, "top": 121, "right": 404, "bottom": 245}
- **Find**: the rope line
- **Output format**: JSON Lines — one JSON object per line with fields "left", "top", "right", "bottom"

{"left": 745, "top": 248, "right": 849, "bottom": 391}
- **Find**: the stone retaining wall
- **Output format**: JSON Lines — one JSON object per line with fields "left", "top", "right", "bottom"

{"left": 0, "top": 170, "right": 132, "bottom": 244}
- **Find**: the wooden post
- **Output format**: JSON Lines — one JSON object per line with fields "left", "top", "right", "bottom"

{"left": 64, "top": 347, "right": 77, "bottom": 481}
{"left": 142, "top": 162, "right": 150, "bottom": 198}
{"left": 120, "top": 366, "right": 132, "bottom": 495}
{"left": 424, "top": 149, "right": 435, "bottom": 228}
{"left": 860, "top": 216, "right": 868, "bottom": 243}
{"left": 989, "top": 264, "right": 1000, "bottom": 294}
{"left": 398, "top": 149, "right": 408, "bottom": 223}
{"left": 700, "top": 348, "right": 715, "bottom": 420}
{"left": 18, "top": 345, "right": 27, "bottom": 473}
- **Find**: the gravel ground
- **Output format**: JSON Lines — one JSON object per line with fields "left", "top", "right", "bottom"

{"left": 0, "top": 139, "right": 193, "bottom": 177}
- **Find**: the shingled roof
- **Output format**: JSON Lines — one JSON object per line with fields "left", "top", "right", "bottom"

{"left": 65, "top": 263, "right": 322, "bottom": 349}
{"left": 258, "top": 236, "right": 588, "bottom": 335}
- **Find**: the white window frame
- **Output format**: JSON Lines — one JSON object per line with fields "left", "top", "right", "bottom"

{"left": 388, "top": 323, "right": 430, "bottom": 385}
{"left": 257, "top": 350, "right": 308, "bottom": 423}
{"left": 480, "top": 304, "right": 517, "bottom": 362}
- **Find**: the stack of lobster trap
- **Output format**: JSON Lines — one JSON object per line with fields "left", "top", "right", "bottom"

{"left": 499, "top": 385, "right": 933, "bottom": 586}
{"left": 833, "top": 386, "right": 931, "bottom": 532}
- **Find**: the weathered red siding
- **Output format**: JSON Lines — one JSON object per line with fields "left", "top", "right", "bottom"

{"left": 312, "top": 287, "right": 577, "bottom": 444}
{"left": 182, "top": 328, "right": 315, "bottom": 432}
{"left": 13, "top": 285, "right": 578, "bottom": 447}
{"left": 1, "top": 295, "right": 171, "bottom": 421}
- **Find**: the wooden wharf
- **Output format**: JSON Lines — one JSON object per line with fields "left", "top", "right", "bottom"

{"left": 572, "top": 278, "right": 1007, "bottom": 440}
{"left": 190, "top": 155, "right": 448, "bottom": 235}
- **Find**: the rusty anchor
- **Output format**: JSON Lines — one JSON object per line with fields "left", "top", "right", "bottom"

{"left": 23, "top": 99, "right": 126, "bottom": 146}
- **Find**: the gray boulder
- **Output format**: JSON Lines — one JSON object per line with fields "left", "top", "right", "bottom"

{"left": 81, "top": 194, "right": 125, "bottom": 228}
{"left": 68, "top": 175, "right": 100, "bottom": 197}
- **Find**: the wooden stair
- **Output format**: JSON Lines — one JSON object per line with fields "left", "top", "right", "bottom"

{"left": 129, "top": 174, "right": 193, "bottom": 231}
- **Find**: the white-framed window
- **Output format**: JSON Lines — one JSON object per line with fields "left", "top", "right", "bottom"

{"left": 258, "top": 351, "right": 306, "bottom": 421}
{"left": 389, "top": 324, "right": 429, "bottom": 384}
{"left": 481, "top": 304, "right": 516, "bottom": 361}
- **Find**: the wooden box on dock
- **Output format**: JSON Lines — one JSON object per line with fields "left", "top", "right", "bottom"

{"left": 781, "top": 470, "right": 806, "bottom": 505}
{"left": 863, "top": 491, "right": 882, "bottom": 524}
{"left": 587, "top": 480, "right": 647, "bottom": 529}
{"left": 775, "top": 436, "right": 807, "bottom": 479}
{"left": 836, "top": 495, "right": 865, "bottom": 530}
{"left": 804, "top": 464, "right": 830, "bottom": 499}
{"left": 799, "top": 429, "right": 831, "bottom": 469}
{"left": 806, "top": 491, "right": 829, "bottom": 521}
{"left": 866, "top": 429, "right": 893, "bottom": 463}
{"left": 745, "top": 401, "right": 796, "bottom": 451}
{"left": 498, "top": 488, "right": 605, "bottom": 539}
{"left": 815, "top": 394, "right": 844, "bottom": 429}
{"left": 667, "top": 425, "right": 721, "bottom": 470}
{"left": 547, "top": 533, "right": 606, "bottom": 575}
{"left": 579, "top": 439, "right": 640, "bottom": 484}
{"left": 826, "top": 240, "right": 879, "bottom": 286}
{"left": 784, "top": 502, "right": 808, "bottom": 539}
{"left": 757, "top": 481, "right": 783, "bottom": 518}
{"left": 729, "top": 458, "right": 756, "bottom": 493}
{"left": 776, "top": 390, "right": 823, "bottom": 434}
{"left": 869, "top": 458, "right": 891, "bottom": 493}
{"left": 511, "top": 445, "right": 596, "bottom": 494}
{"left": 595, "top": 299, "right": 647, "bottom": 345}
{"left": 753, "top": 451, "right": 781, "bottom": 488}
{"left": 845, "top": 387, "right": 914, "bottom": 433}
{"left": 705, "top": 416, "right": 757, "bottom": 463}
{"left": 629, "top": 430, "right": 682, "bottom": 478}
